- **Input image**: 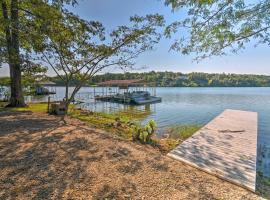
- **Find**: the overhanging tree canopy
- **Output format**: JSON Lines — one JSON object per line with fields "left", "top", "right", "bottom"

{"left": 0, "top": 0, "right": 77, "bottom": 107}
{"left": 165, "top": 0, "right": 270, "bottom": 60}
{"left": 39, "top": 10, "right": 164, "bottom": 112}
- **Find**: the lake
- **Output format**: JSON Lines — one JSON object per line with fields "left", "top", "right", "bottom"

{"left": 26, "top": 86, "right": 270, "bottom": 177}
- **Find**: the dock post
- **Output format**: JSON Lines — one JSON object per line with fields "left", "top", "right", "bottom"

{"left": 47, "top": 96, "right": 51, "bottom": 113}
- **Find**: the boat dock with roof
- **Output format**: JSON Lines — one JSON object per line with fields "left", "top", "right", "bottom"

{"left": 94, "top": 79, "right": 161, "bottom": 105}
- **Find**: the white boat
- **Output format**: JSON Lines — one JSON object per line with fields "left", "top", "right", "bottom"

{"left": 126, "top": 91, "right": 161, "bottom": 105}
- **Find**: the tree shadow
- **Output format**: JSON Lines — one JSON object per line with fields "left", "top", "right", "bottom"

{"left": 105, "top": 147, "right": 131, "bottom": 162}
{"left": 0, "top": 112, "right": 99, "bottom": 199}
{"left": 94, "top": 178, "right": 137, "bottom": 200}
{"left": 117, "top": 160, "right": 143, "bottom": 174}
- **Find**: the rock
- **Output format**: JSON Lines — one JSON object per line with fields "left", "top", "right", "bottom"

{"left": 162, "top": 133, "right": 170, "bottom": 139}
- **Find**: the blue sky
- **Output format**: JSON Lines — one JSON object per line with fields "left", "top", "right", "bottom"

{"left": 0, "top": 0, "right": 269, "bottom": 76}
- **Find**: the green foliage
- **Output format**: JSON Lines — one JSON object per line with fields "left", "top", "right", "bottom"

{"left": 166, "top": 124, "right": 201, "bottom": 140}
{"left": 0, "top": 0, "right": 76, "bottom": 65}
{"left": 160, "top": 124, "right": 201, "bottom": 150}
{"left": 49, "top": 71, "right": 270, "bottom": 87}
{"left": 0, "top": 63, "right": 48, "bottom": 95}
{"left": 257, "top": 172, "right": 270, "bottom": 198}
{"left": 165, "top": 0, "right": 270, "bottom": 60}
{"left": 21, "top": 62, "right": 48, "bottom": 88}
{"left": 0, "top": 102, "right": 48, "bottom": 113}
{"left": 13, "top": 103, "right": 48, "bottom": 112}
{"left": 0, "top": 0, "right": 81, "bottom": 106}
{"left": 4, "top": 70, "right": 270, "bottom": 88}
{"left": 37, "top": 5, "right": 164, "bottom": 112}
{"left": 0, "top": 101, "right": 8, "bottom": 111}
{"left": 0, "top": 77, "right": 10, "bottom": 86}
{"left": 161, "top": 138, "right": 180, "bottom": 151}
{"left": 69, "top": 108, "right": 148, "bottom": 139}
{"left": 132, "top": 119, "right": 157, "bottom": 143}
{"left": 0, "top": 102, "right": 78, "bottom": 113}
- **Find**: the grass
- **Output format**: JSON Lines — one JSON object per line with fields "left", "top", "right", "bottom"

{"left": 263, "top": 178, "right": 270, "bottom": 186}
{"left": 166, "top": 124, "right": 202, "bottom": 140}
{"left": 0, "top": 102, "right": 48, "bottom": 113}
{"left": 0, "top": 102, "right": 48, "bottom": 112}
{"left": 69, "top": 108, "right": 137, "bottom": 139}
{"left": 0, "top": 101, "right": 8, "bottom": 111}
{"left": 256, "top": 172, "right": 270, "bottom": 198}
{"left": 0, "top": 102, "right": 200, "bottom": 151}
{"left": 161, "top": 124, "right": 202, "bottom": 150}
{"left": 116, "top": 109, "right": 151, "bottom": 121}
{"left": 12, "top": 103, "right": 48, "bottom": 112}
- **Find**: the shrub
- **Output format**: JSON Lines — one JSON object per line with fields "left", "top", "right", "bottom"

{"left": 132, "top": 120, "right": 157, "bottom": 143}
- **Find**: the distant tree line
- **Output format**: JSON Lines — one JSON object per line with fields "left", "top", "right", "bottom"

{"left": 91, "top": 72, "right": 270, "bottom": 87}
{"left": 2, "top": 71, "right": 270, "bottom": 87}
{"left": 47, "top": 71, "right": 270, "bottom": 87}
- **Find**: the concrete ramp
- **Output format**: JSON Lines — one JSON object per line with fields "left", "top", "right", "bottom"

{"left": 168, "top": 109, "right": 257, "bottom": 192}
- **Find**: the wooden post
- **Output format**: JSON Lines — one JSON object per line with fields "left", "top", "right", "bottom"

{"left": 47, "top": 96, "right": 51, "bottom": 113}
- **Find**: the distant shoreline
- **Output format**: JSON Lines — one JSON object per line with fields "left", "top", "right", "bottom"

{"left": 51, "top": 85, "right": 270, "bottom": 88}
{"left": 2, "top": 71, "right": 270, "bottom": 87}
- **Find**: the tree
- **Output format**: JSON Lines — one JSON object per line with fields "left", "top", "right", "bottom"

{"left": 40, "top": 11, "right": 164, "bottom": 113}
{"left": 0, "top": 0, "right": 76, "bottom": 107}
{"left": 165, "top": 0, "right": 270, "bottom": 60}
{"left": 21, "top": 61, "right": 47, "bottom": 90}
{"left": 1, "top": 0, "right": 25, "bottom": 106}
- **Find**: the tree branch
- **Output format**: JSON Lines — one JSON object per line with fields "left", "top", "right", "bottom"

{"left": 41, "top": 51, "right": 65, "bottom": 82}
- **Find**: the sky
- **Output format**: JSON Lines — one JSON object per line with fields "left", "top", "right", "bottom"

{"left": 0, "top": 0, "right": 269, "bottom": 77}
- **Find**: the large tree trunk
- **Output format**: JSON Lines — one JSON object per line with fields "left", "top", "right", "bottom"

{"left": 2, "top": 0, "right": 25, "bottom": 107}
{"left": 9, "top": 63, "right": 25, "bottom": 107}
{"left": 64, "top": 82, "right": 69, "bottom": 114}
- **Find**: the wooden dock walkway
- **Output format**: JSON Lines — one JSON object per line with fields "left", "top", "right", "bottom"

{"left": 168, "top": 109, "right": 258, "bottom": 192}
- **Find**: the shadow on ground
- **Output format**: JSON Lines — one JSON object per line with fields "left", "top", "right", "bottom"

{"left": 0, "top": 111, "right": 262, "bottom": 199}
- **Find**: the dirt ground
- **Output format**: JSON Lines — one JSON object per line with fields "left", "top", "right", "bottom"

{"left": 0, "top": 111, "right": 263, "bottom": 199}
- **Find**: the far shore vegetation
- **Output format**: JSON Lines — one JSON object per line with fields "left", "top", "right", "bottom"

{"left": 2, "top": 71, "right": 270, "bottom": 88}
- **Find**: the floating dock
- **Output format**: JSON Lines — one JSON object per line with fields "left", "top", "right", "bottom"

{"left": 95, "top": 94, "right": 161, "bottom": 105}
{"left": 168, "top": 109, "right": 258, "bottom": 192}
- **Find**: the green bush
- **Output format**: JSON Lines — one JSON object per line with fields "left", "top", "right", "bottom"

{"left": 132, "top": 120, "right": 157, "bottom": 143}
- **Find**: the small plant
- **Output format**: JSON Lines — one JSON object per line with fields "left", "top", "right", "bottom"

{"left": 132, "top": 120, "right": 157, "bottom": 143}
{"left": 166, "top": 124, "right": 201, "bottom": 140}
{"left": 132, "top": 125, "right": 141, "bottom": 141}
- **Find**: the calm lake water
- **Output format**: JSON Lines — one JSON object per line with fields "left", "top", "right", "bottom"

{"left": 26, "top": 87, "right": 270, "bottom": 177}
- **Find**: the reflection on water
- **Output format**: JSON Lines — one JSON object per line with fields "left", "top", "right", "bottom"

{"left": 26, "top": 86, "right": 270, "bottom": 177}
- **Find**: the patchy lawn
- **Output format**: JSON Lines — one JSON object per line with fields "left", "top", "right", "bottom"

{"left": 0, "top": 103, "right": 200, "bottom": 151}
{"left": 0, "top": 102, "right": 48, "bottom": 112}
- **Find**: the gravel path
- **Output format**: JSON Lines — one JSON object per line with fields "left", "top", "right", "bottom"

{"left": 0, "top": 111, "right": 262, "bottom": 199}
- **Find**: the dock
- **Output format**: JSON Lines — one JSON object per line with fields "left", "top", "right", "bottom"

{"left": 168, "top": 109, "right": 258, "bottom": 192}
{"left": 94, "top": 79, "right": 161, "bottom": 105}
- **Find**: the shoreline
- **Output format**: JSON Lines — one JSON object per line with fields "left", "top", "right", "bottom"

{"left": 0, "top": 110, "right": 264, "bottom": 199}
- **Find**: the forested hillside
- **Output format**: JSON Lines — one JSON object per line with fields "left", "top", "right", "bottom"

{"left": 88, "top": 71, "right": 270, "bottom": 87}
{"left": 1, "top": 71, "right": 270, "bottom": 87}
